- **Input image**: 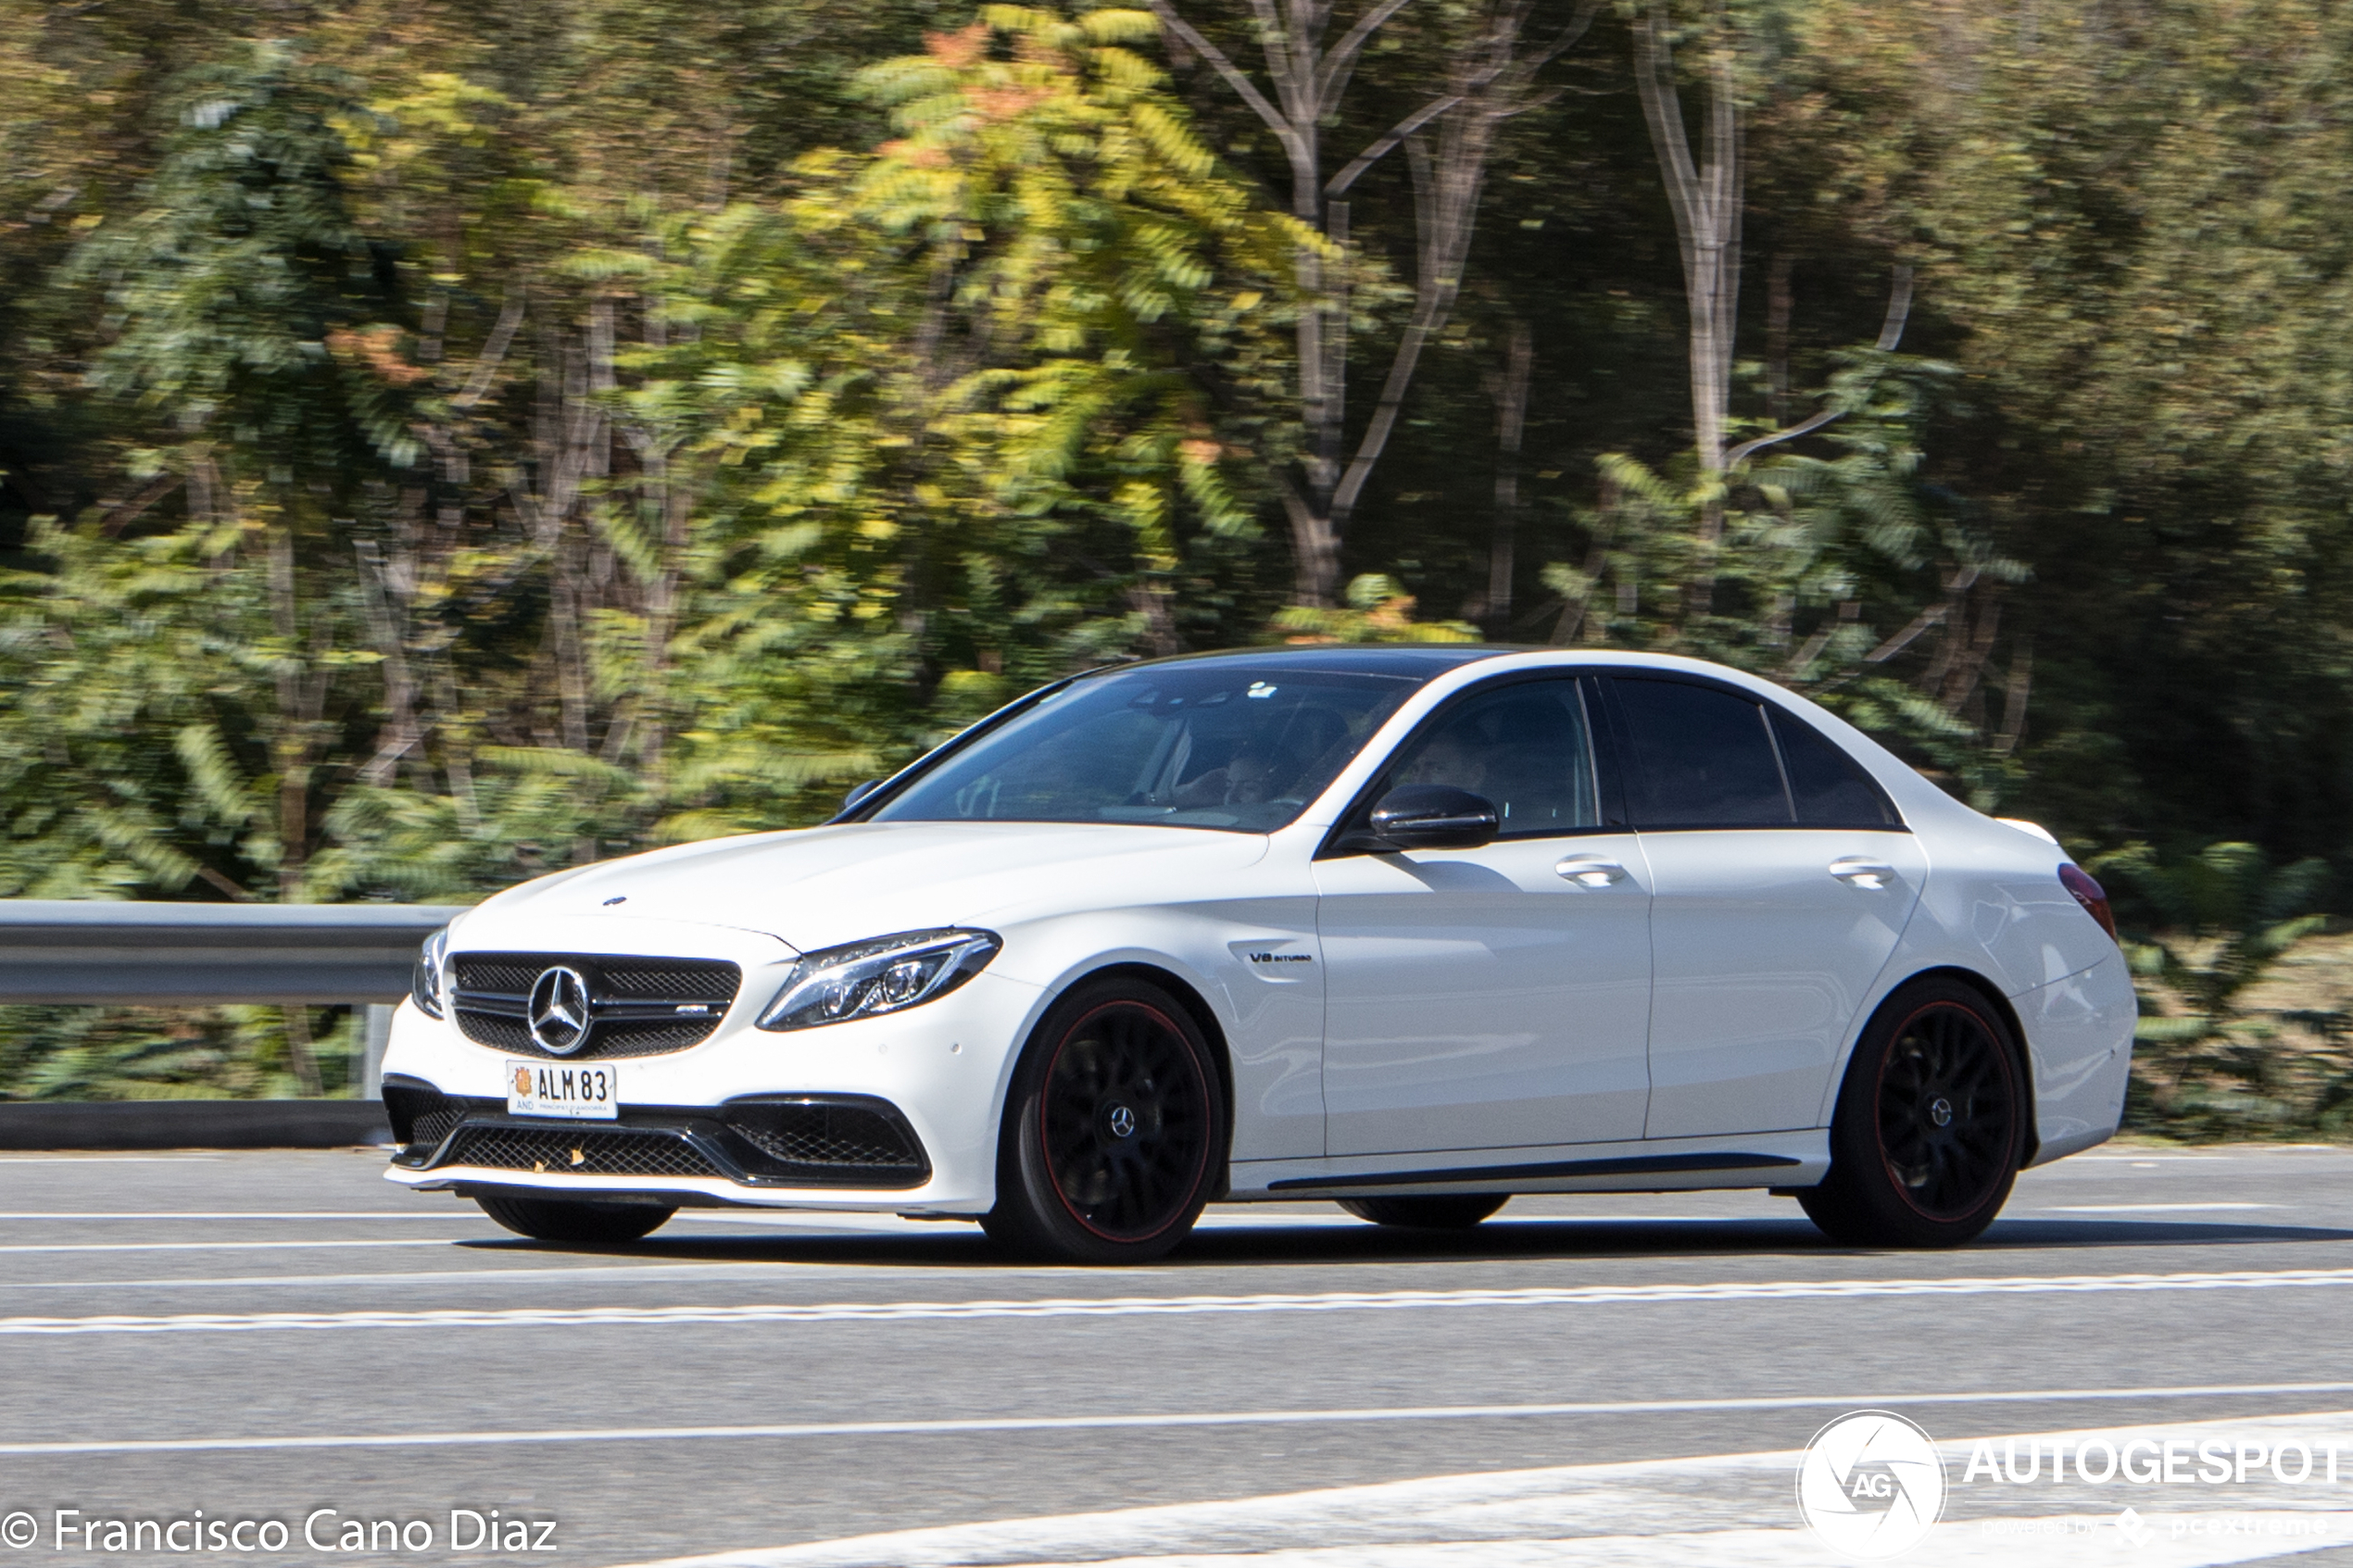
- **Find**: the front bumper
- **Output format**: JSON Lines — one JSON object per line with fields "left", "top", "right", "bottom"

{"left": 378, "top": 949, "right": 1044, "bottom": 1213}
{"left": 385, "top": 1079, "right": 932, "bottom": 1191}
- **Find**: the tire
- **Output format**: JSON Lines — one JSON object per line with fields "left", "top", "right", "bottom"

{"left": 985, "top": 976, "right": 1227, "bottom": 1264}
{"left": 1338, "top": 1195, "right": 1508, "bottom": 1230}
{"left": 475, "top": 1191, "right": 675, "bottom": 1244}
{"left": 1799, "top": 976, "right": 2027, "bottom": 1248}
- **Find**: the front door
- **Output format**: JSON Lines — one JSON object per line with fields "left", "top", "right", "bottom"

{"left": 1315, "top": 675, "right": 1655, "bottom": 1156}
{"left": 1604, "top": 675, "right": 1926, "bottom": 1139}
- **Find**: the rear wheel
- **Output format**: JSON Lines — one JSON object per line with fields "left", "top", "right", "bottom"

{"left": 984, "top": 977, "right": 1226, "bottom": 1264}
{"left": 1338, "top": 1195, "right": 1508, "bottom": 1230}
{"left": 475, "top": 1192, "right": 675, "bottom": 1244}
{"left": 1799, "top": 977, "right": 2025, "bottom": 1248}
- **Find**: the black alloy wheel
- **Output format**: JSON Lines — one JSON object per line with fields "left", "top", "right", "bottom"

{"left": 985, "top": 977, "right": 1226, "bottom": 1263}
{"left": 1338, "top": 1195, "right": 1509, "bottom": 1230}
{"left": 1799, "top": 976, "right": 2025, "bottom": 1248}
{"left": 474, "top": 1192, "right": 675, "bottom": 1244}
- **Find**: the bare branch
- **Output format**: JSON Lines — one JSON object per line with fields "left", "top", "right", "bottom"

{"left": 1723, "top": 266, "right": 1917, "bottom": 467}
{"left": 1528, "top": 0, "right": 1605, "bottom": 69}
{"left": 1326, "top": 94, "right": 1458, "bottom": 197}
{"left": 1148, "top": 0, "right": 1297, "bottom": 142}
{"left": 1315, "top": 0, "right": 1418, "bottom": 105}
{"left": 1873, "top": 262, "right": 1915, "bottom": 351}
{"left": 1866, "top": 567, "right": 1979, "bottom": 664}
{"left": 453, "top": 291, "right": 527, "bottom": 413}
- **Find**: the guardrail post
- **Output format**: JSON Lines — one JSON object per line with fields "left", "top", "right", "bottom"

{"left": 361, "top": 1004, "right": 394, "bottom": 1099}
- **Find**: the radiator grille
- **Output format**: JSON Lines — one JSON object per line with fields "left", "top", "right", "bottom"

{"left": 449, "top": 952, "right": 742, "bottom": 1060}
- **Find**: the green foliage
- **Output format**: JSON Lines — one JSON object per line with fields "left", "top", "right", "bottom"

{"left": 2092, "top": 839, "right": 2337, "bottom": 1140}
{"left": 4, "top": 0, "right": 2353, "bottom": 1138}
{"left": 1272, "top": 574, "right": 1478, "bottom": 644}
{"left": 2098, "top": 841, "right": 2330, "bottom": 1029}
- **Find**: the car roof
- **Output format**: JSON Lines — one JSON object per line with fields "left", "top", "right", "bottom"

{"left": 1093, "top": 645, "right": 1517, "bottom": 681}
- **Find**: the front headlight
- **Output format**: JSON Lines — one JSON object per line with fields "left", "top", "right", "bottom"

{"left": 412, "top": 927, "right": 449, "bottom": 1019}
{"left": 758, "top": 928, "right": 1000, "bottom": 1032}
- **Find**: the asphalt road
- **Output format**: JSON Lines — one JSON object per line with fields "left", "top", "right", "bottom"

{"left": 6, "top": 1143, "right": 2353, "bottom": 1566}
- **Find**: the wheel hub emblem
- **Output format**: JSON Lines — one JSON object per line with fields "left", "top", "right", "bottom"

{"left": 527, "top": 966, "right": 593, "bottom": 1055}
{"left": 1927, "top": 1096, "right": 1954, "bottom": 1129}
{"left": 1106, "top": 1103, "right": 1137, "bottom": 1139}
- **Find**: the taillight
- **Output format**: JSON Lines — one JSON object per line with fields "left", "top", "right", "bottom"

{"left": 2057, "top": 863, "right": 2117, "bottom": 941}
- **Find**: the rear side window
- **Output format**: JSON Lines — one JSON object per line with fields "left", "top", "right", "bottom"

{"left": 1770, "top": 709, "right": 1898, "bottom": 827}
{"left": 1611, "top": 678, "right": 1789, "bottom": 827}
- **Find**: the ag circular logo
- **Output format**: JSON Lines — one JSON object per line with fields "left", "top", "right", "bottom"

{"left": 1795, "top": 1410, "right": 1946, "bottom": 1560}
{"left": 527, "top": 966, "right": 593, "bottom": 1055}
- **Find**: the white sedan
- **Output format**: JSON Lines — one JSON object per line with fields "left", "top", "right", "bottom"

{"left": 381, "top": 646, "right": 2134, "bottom": 1262}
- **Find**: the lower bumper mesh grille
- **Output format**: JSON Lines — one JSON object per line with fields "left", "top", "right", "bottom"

{"left": 440, "top": 1124, "right": 722, "bottom": 1180}
{"left": 724, "top": 1102, "right": 926, "bottom": 1178}
{"left": 391, "top": 1091, "right": 932, "bottom": 1190}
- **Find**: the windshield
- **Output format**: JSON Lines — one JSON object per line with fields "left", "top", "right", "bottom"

{"left": 871, "top": 663, "right": 1422, "bottom": 833}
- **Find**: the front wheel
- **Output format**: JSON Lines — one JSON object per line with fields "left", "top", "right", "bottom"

{"left": 476, "top": 1192, "right": 675, "bottom": 1244}
{"left": 984, "top": 977, "right": 1227, "bottom": 1264}
{"left": 1339, "top": 1195, "right": 1508, "bottom": 1230}
{"left": 1799, "top": 977, "right": 2026, "bottom": 1248}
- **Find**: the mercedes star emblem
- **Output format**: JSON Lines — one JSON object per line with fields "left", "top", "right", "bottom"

{"left": 527, "top": 966, "right": 594, "bottom": 1055}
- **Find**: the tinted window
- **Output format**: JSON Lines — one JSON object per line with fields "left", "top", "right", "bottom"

{"left": 873, "top": 664, "right": 1417, "bottom": 833}
{"left": 1771, "top": 709, "right": 1897, "bottom": 826}
{"left": 1613, "top": 678, "right": 1790, "bottom": 827}
{"left": 1380, "top": 679, "right": 1599, "bottom": 838}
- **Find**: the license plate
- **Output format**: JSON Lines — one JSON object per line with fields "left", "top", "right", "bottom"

{"left": 505, "top": 1060, "right": 619, "bottom": 1121}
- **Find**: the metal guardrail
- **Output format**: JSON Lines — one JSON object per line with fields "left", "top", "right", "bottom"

{"left": 0, "top": 901, "right": 468, "bottom": 1117}
{"left": 0, "top": 900, "right": 465, "bottom": 1006}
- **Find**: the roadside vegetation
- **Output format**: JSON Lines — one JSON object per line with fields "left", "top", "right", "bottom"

{"left": 4, "top": 1, "right": 2352, "bottom": 1125}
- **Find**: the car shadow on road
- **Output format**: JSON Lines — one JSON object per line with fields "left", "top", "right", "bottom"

{"left": 453, "top": 1212, "right": 2353, "bottom": 1268}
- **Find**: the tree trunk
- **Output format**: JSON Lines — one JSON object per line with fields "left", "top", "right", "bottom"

{"left": 1632, "top": 0, "right": 1743, "bottom": 617}
{"left": 1484, "top": 318, "right": 1532, "bottom": 633}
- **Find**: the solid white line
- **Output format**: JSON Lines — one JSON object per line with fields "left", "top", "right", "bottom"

{"left": 0, "top": 1211, "right": 479, "bottom": 1222}
{"left": 2042, "top": 1212, "right": 2277, "bottom": 1222}
{"left": 0, "top": 1238, "right": 462, "bottom": 1257}
{"left": 0, "top": 1156, "right": 219, "bottom": 1163}
{"left": 0, "top": 1262, "right": 823, "bottom": 1293}
{"left": 7, "top": 1380, "right": 2353, "bottom": 1458}
{"left": 10, "top": 1265, "right": 2353, "bottom": 1336}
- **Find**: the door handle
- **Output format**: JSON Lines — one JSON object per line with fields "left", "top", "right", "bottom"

{"left": 1830, "top": 857, "right": 1897, "bottom": 890}
{"left": 1555, "top": 855, "right": 1629, "bottom": 888}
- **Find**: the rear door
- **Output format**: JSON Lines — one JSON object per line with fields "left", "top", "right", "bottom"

{"left": 1604, "top": 676, "right": 1924, "bottom": 1140}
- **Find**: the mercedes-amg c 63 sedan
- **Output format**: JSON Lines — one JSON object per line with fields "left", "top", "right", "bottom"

{"left": 380, "top": 646, "right": 2133, "bottom": 1262}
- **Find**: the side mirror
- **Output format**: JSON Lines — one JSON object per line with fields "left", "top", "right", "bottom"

{"left": 1365, "top": 784, "right": 1499, "bottom": 851}
{"left": 841, "top": 779, "right": 883, "bottom": 812}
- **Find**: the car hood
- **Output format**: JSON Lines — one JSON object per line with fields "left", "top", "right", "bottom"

{"left": 459, "top": 822, "right": 1270, "bottom": 954}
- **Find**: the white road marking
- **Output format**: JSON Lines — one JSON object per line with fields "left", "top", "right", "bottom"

{"left": 0, "top": 1211, "right": 480, "bottom": 1222}
{"left": 0, "top": 1238, "right": 462, "bottom": 1257}
{"left": 11, "top": 1265, "right": 2353, "bottom": 1336}
{"left": 7, "top": 1379, "right": 2353, "bottom": 1458}
{"left": 610, "top": 1411, "right": 2353, "bottom": 1568}
{"left": 0, "top": 1156, "right": 220, "bottom": 1163}
{"left": 2042, "top": 1212, "right": 2277, "bottom": 1222}
{"left": 0, "top": 1262, "right": 841, "bottom": 1293}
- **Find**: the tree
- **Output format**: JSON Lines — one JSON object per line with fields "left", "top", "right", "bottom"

{"left": 1148, "top": 0, "right": 1598, "bottom": 605}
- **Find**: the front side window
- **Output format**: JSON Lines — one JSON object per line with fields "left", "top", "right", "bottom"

{"left": 871, "top": 664, "right": 1420, "bottom": 833}
{"left": 1612, "top": 677, "right": 1789, "bottom": 828}
{"left": 1376, "top": 678, "right": 1600, "bottom": 838}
